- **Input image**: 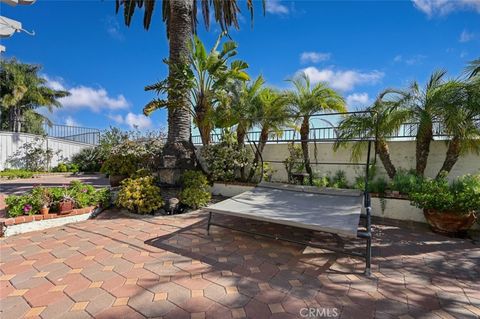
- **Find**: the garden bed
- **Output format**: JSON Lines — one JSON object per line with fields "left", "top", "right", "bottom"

{"left": 0, "top": 206, "right": 101, "bottom": 237}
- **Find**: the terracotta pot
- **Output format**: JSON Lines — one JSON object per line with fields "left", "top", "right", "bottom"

{"left": 109, "top": 175, "right": 128, "bottom": 187}
{"left": 40, "top": 206, "right": 50, "bottom": 216}
{"left": 58, "top": 200, "right": 74, "bottom": 214}
{"left": 424, "top": 209, "right": 477, "bottom": 235}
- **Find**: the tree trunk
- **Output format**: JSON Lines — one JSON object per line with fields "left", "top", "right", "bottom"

{"left": 376, "top": 139, "right": 397, "bottom": 179}
{"left": 415, "top": 121, "right": 433, "bottom": 177}
{"left": 248, "top": 127, "right": 269, "bottom": 181}
{"left": 8, "top": 106, "right": 21, "bottom": 132}
{"left": 160, "top": 0, "right": 196, "bottom": 184}
{"left": 300, "top": 116, "right": 313, "bottom": 185}
{"left": 437, "top": 136, "right": 461, "bottom": 178}
{"left": 236, "top": 124, "right": 246, "bottom": 146}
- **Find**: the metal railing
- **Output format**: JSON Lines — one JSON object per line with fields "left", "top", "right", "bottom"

{"left": 0, "top": 121, "right": 100, "bottom": 145}
{"left": 192, "top": 120, "right": 476, "bottom": 145}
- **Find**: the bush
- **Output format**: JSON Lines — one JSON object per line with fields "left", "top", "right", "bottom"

{"left": 6, "top": 137, "right": 62, "bottom": 171}
{"left": 284, "top": 144, "right": 304, "bottom": 183}
{"left": 71, "top": 148, "right": 102, "bottom": 172}
{"left": 5, "top": 194, "right": 41, "bottom": 217}
{"left": 0, "top": 169, "right": 36, "bottom": 179}
{"left": 390, "top": 170, "right": 423, "bottom": 195}
{"left": 181, "top": 170, "right": 211, "bottom": 209}
{"left": 53, "top": 163, "right": 68, "bottom": 172}
{"left": 329, "top": 170, "right": 349, "bottom": 189}
{"left": 115, "top": 176, "right": 164, "bottom": 214}
{"left": 201, "top": 140, "right": 252, "bottom": 182}
{"left": 409, "top": 174, "right": 480, "bottom": 214}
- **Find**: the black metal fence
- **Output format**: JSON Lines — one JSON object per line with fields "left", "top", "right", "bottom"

{"left": 191, "top": 120, "right": 473, "bottom": 146}
{"left": 0, "top": 121, "right": 100, "bottom": 145}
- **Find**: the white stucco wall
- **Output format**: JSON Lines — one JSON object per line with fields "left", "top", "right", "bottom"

{"left": 0, "top": 132, "right": 93, "bottom": 171}
{"left": 259, "top": 140, "right": 480, "bottom": 182}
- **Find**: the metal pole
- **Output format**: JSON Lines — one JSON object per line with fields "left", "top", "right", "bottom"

{"left": 206, "top": 212, "right": 212, "bottom": 235}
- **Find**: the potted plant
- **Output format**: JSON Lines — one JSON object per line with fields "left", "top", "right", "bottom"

{"left": 409, "top": 174, "right": 479, "bottom": 235}
{"left": 52, "top": 187, "right": 75, "bottom": 214}
{"left": 31, "top": 186, "right": 52, "bottom": 216}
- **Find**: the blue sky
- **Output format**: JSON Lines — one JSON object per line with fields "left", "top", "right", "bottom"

{"left": 1, "top": 0, "right": 479, "bottom": 132}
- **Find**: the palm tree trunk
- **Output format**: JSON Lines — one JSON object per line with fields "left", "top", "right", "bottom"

{"left": 248, "top": 127, "right": 269, "bottom": 181}
{"left": 437, "top": 136, "right": 461, "bottom": 178}
{"left": 415, "top": 121, "right": 433, "bottom": 176}
{"left": 376, "top": 140, "right": 397, "bottom": 179}
{"left": 300, "top": 116, "right": 313, "bottom": 185}
{"left": 161, "top": 0, "right": 196, "bottom": 184}
{"left": 236, "top": 124, "right": 246, "bottom": 146}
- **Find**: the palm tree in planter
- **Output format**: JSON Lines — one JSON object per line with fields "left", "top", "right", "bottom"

{"left": 282, "top": 73, "right": 346, "bottom": 185}
{"left": 436, "top": 79, "right": 480, "bottom": 177}
{"left": 115, "top": 0, "right": 264, "bottom": 183}
{"left": 247, "top": 87, "right": 290, "bottom": 181}
{"left": 145, "top": 33, "right": 249, "bottom": 147}
{"left": 380, "top": 71, "right": 452, "bottom": 177}
{"left": 0, "top": 59, "right": 70, "bottom": 133}
{"left": 334, "top": 98, "right": 411, "bottom": 179}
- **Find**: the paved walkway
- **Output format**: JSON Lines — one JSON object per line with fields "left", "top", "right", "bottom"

{"left": 0, "top": 209, "right": 479, "bottom": 319}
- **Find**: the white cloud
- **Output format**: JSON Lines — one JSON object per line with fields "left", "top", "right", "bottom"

{"left": 299, "top": 67, "right": 384, "bottom": 92}
{"left": 459, "top": 29, "right": 475, "bottom": 42}
{"left": 266, "top": 0, "right": 289, "bottom": 15}
{"left": 125, "top": 112, "right": 152, "bottom": 129}
{"left": 64, "top": 116, "right": 79, "bottom": 127}
{"left": 300, "top": 52, "right": 331, "bottom": 64}
{"left": 105, "top": 16, "right": 124, "bottom": 40}
{"left": 412, "top": 0, "right": 480, "bottom": 17}
{"left": 45, "top": 76, "right": 129, "bottom": 112}
{"left": 346, "top": 93, "right": 372, "bottom": 108}
{"left": 393, "top": 54, "right": 426, "bottom": 65}
{"left": 108, "top": 114, "right": 125, "bottom": 124}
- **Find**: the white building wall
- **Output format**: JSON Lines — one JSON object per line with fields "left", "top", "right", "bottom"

{"left": 0, "top": 132, "right": 93, "bottom": 170}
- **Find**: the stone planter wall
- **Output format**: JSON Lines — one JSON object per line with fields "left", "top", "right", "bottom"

{"left": 0, "top": 206, "right": 100, "bottom": 237}
{"left": 210, "top": 183, "right": 255, "bottom": 197}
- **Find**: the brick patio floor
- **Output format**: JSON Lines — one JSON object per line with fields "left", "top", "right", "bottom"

{"left": 0, "top": 209, "right": 479, "bottom": 319}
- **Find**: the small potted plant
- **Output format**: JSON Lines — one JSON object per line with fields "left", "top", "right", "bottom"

{"left": 31, "top": 186, "right": 52, "bottom": 216}
{"left": 57, "top": 187, "right": 75, "bottom": 214}
{"left": 409, "top": 174, "right": 479, "bottom": 235}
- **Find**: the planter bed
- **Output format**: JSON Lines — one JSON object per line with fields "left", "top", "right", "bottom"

{"left": 0, "top": 206, "right": 100, "bottom": 237}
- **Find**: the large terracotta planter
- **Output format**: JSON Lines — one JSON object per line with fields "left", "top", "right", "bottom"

{"left": 424, "top": 209, "right": 477, "bottom": 235}
{"left": 109, "top": 175, "right": 127, "bottom": 187}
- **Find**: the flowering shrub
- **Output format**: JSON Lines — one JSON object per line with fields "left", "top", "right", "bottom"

{"left": 201, "top": 141, "right": 252, "bottom": 182}
{"left": 180, "top": 170, "right": 211, "bottom": 209}
{"left": 5, "top": 182, "right": 110, "bottom": 217}
{"left": 409, "top": 174, "right": 480, "bottom": 214}
{"left": 115, "top": 176, "right": 164, "bottom": 214}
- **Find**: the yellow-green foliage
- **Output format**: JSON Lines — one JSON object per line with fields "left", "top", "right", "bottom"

{"left": 181, "top": 170, "right": 211, "bottom": 209}
{"left": 116, "top": 176, "right": 164, "bottom": 214}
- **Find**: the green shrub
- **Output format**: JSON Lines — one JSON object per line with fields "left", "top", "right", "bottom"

{"left": 181, "top": 170, "right": 211, "bottom": 209}
{"left": 201, "top": 140, "right": 252, "bottom": 182}
{"left": 71, "top": 148, "right": 102, "bottom": 172}
{"left": 410, "top": 174, "right": 480, "bottom": 214}
{"left": 284, "top": 144, "right": 304, "bottom": 183}
{"left": 0, "top": 169, "right": 36, "bottom": 179}
{"left": 390, "top": 170, "right": 422, "bottom": 195}
{"left": 53, "top": 163, "right": 68, "bottom": 172}
{"left": 5, "top": 194, "right": 41, "bottom": 217}
{"left": 369, "top": 178, "right": 388, "bottom": 194}
{"left": 329, "top": 170, "right": 349, "bottom": 189}
{"left": 115, "top": 176, "right": 164, "bottom": 214}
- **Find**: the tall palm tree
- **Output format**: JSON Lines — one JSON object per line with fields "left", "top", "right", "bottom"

{"left": 0, "top": 59, "right": 70, "bottom": 133}
{"left": 248, "top": 87, "right": 289, "bottom": 181}
{"left": 283, "top": 73, "right": 346, "bottom": 185}
{"left": 334, "top": 98, "right": 411, "bottom": 179}
{"left": 145, "top": 33, "right": 249, "bottom": 146}
{"left": 115, "top": 0, "right": 263, "bottom": 176}
{"left": 380, "top": 71, "right": 449, "bottom": 176}
{"left": 436, "top": 79, "right": 480, "bottom": 177}
{"left": 465, "top": 58, "right": 480, "bottom": 79}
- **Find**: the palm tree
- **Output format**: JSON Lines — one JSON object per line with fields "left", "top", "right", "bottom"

{"left": 145, "top": 33, "right": 249, "bottom": 146}
{"left": 283, "top": 73, "right": 346, "bottom": 185}
{"left": 465, "top": 58, "right": 480, "bottom": 79}
{"left": 380, "top": 71, "right": 450, "bottom": 176}
{"left": 334, "top": 98, "right": 411, "bottom": 179}
{"left": 436, "top": 79, "right": 480, "bottom": 177}
{"left": 115, "top": 0, "right": 263, "bottom": 177}
{"left": 0, "top": 59, "right": 70, "bottom": 133}
{"left": 248, "top": 87, "right": 289, "bottom": 181}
